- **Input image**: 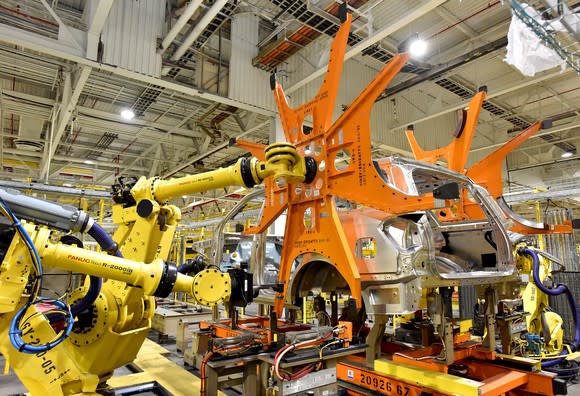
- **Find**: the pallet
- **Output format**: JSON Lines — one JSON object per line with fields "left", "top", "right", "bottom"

{"left": 152, "top": 304, "right": 212, "bottom": 342}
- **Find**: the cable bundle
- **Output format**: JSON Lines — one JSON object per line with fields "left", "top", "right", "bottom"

{"left": 0, "top": 196, "right": 74, "bottom": 353}
{"left": 273, "top": 330, "right": 334, "bottom": 381}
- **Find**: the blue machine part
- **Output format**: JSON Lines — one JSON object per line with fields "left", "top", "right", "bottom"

{"left": 526, "top": 333, "right": 542, "bottom": 356}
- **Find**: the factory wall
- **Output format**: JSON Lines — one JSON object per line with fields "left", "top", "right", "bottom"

{"left": 229, "top": 13, "right": 277, "bottom": 112}
{"left": 100, "top": 0, "right": 164, "bottom": 77}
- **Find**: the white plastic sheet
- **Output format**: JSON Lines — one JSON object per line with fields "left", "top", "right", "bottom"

{"left": 504, "top": 3, "right": 566, "bottom": 77}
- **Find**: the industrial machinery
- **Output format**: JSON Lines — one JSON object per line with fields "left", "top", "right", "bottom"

{"left": 0, "top": 141, "right": 315, "bottom": 395}
{"left": 2, "top": 3, "right": 576, "bottom": 396}
{"left": 219, "top": 5, "right": 577, "bottom": 395}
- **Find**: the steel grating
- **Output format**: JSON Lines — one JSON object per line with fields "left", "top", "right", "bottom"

{"left": 254, "top": 0, "right": 426, "bottom": 73}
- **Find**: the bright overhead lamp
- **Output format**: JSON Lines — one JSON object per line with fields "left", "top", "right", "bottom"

{"left": 120, "top": 109, "right": 135, "bottom": 120}
{"left": 561, "top": 151, "right": 573, "bottom": 158}
{"left": 84, "top": 160, "right": 94, "bottom": 165}
{"left": 409, "top": 38, "right": 427, "bottom": 57}
{"left": 399, "top": 33, "right": 428, "bottom": 58}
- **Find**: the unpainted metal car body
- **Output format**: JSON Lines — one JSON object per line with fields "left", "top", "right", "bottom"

{"left": 287, "top": 156, "right": 520, "bottom": 318}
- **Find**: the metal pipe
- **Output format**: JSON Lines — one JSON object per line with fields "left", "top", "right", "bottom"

{"left": 211, "top": 189, "right": 264, "bottom": 266}
{"left": 0, "top": 187, "right": 92, "bottom": 232}
{"left": 170, "top": 0, "right": 228, "bottom": 61}
{"left": 0, "top": 180, "right": 110, "bottom": 198}
{"left": 160, "top": 0, "right": 204, "bottom": 54}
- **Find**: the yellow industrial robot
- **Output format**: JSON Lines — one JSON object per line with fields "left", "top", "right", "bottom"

{"left": 0, "top": 142, "right": 316, "bottom": 395}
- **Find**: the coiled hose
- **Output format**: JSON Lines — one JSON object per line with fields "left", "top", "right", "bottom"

{"left": 70, "top": 222, "right": 122, "bottom": 317}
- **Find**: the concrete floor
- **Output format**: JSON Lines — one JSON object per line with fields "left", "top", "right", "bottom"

{"left": 1, "top": 332, "right": 579, "bottom": 395}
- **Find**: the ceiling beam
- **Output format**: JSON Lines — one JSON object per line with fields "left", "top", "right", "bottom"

{"left": 471, "top": 119, "right": 580, "bottom": 153}
{"left": 503, "top": 186, "right": 580, "bottom": 203}
{"left": 77, "top": 107, "right": 204, "bottom": 138}
{"left": 435, "top": 7, "right": 479, "bottom": 38}
{"left": 95, "top": 106, "right": 208, "bottom": 182}
{"left": 0, "top": 179, "right": 111, "bottom": 198}
{"left": 0, "top": 23, "right": 275, "bottom": 116}
{"left": 379, "top": 36, "right": 507, "bottom": 100}
{"left": 86, "top": 0, "right": 114, "bottom": 60}
{"left": 161, "top": 0, "right": 204, "bottom": 55}
{"left": 163, "top": 120, "right": 270, "bottom": 177}
{"left": 39, "top": 65, "right": 91, "bottom": 179}
{"left": 2, "top": 89, "right": 205, "bottom": 142}
{"left": 170, "top": 0, "right": 228, "bottom": 61}
{"left": 2, "top": 149, "right": 148, "bottom": 172}
{"left": 389, "top": 68, "right": 574, "bottom": 133}
{"left": 38, "top": 0, "right": 83, "bottom": 49}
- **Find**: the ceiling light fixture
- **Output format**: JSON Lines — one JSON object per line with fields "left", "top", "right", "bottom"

{"left": 120, "top": 109, "right": 135, "bottom": 120}
{"left": 84, "top": 160, "right": 94, "bottom": 165}
{"left": 399, "top": 33, "right": 428, "bottom": 58}
{"left": 561, "top": 151, "right": 573, "bottom": 158}
{"left": 409, "top": 38, "right": 427, "bottom": 57}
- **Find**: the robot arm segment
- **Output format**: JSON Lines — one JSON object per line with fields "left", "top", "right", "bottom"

{"left": 133, "top": 143, "right": 315, "bottom": 203}
{"left": 0, "top": 187, "right": 92, "bottom": 233}
{"left": 38, "top": 236, "right": 240, "bottom": 307}
{"left": 40, "top": 242, "right": 179, "bottom": 298}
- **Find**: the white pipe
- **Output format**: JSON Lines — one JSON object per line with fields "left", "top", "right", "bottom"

{"left": 170, "top": 0, "right": 228, "bottom": 61}
{"left": 160, "top": 0, "right": 204, "bottom": 54}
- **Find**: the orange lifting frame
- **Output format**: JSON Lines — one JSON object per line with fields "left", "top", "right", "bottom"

{"left": 238, "top": 8, "right": 443, "bottom": 317}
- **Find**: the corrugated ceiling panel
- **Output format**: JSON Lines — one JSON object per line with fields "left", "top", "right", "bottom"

{"left": 101, "top": 0, "right": 164, "bottom": 77}
{"left": 229, "top": 14, "right": 276, "bottom": 112}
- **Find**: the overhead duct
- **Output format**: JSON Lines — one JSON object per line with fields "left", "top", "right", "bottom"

{"left": 14, "top": 117, "right": 44, "bottom": 152}
{"left": 160, "top": 0, "right": 204, "bottom": 54}
{"left": 170, "top": 0, "right": 229, "bottom": 61}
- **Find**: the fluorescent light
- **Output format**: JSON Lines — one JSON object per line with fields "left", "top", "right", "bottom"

{"left": 409, "top": 38, "right": 427, "bottom": 57}
{"left": 120, "top": 109, "right": 135, "bottom": 120}
{"left": 561, "top": 151, "right": 573, "bottom": 158}
{"left": 84, "top": 160, "right": 94, "bottom": 165}
{"left": 63, "top": 183, "right": 73, "bottom": 187}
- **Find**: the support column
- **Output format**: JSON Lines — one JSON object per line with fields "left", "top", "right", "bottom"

{"left": 366, "top": 316, "right": 387, "bottom": 367}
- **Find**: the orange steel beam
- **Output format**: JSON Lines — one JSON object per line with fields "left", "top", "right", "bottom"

{"left": 407, "top": 100, "right": 572, "bottom": 234}
{"left": 467, "top": 120, "right": 547, "bottom": 198}
{"left": 479, "top": 371, "right": 528, "bottom": 395}
{"left": 236, "top": 139, "right": 266, "bottom": 160}
{"left": 464, "top": 119, "right": 572, "bottom": 234}
{"left": 466, "top": 359, "right": 557, "bottom": 395}
{"left": 241, "top": 7, "right": 443, "bottom": 317}
{"left": 405, "top": 88, "right": 487, "bottom": 172}
{"left": 508, "top": 220, "right": 573, "bottom": 235}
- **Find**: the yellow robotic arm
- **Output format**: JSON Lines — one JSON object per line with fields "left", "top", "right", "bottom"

{"left": 39, "top": 240, "right": 231, "bottom": 307}
{"left": 129, "top": 142, "right": 316, "bottom": 203}
{"left": 0, "top": 142, "right": 315, "bottom": 395}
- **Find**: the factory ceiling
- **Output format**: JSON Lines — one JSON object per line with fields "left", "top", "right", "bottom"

{"left": 0, "top": 0, "right": 578, "bottom": 214}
